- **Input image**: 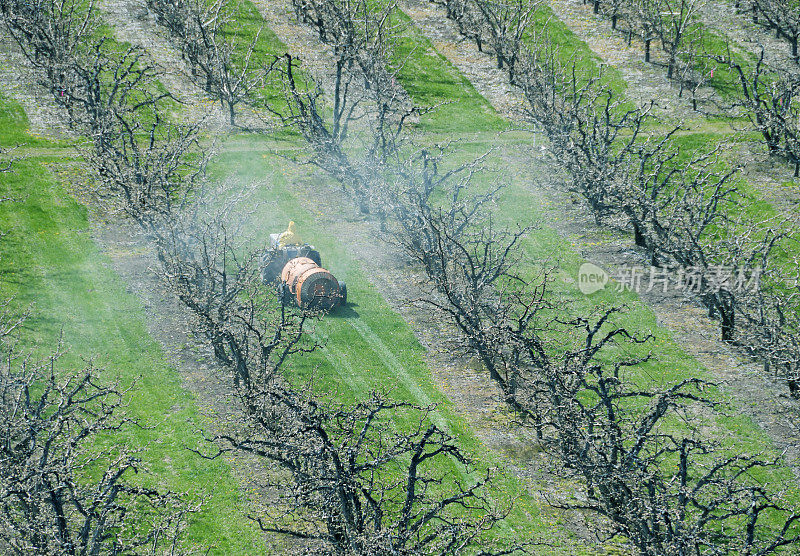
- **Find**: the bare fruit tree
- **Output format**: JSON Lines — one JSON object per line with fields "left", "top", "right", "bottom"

{"left": 269, "top": 0, "right": 431, "bottom": 220}
{"left": 292, "top": 0, "right": 403, "bottom": 95}
{"left": 148, "top": 0, "right": 274, "bottom": 126}
{"left": 1, "top": 0, "right": 208, "bottom": 227}
{"left": 473, "top": 0, "right": 541, "bottom": 71}
{"left": 432, "top": 0, "right": 487, "bottom": 51}
{"left": 434, "top": 0, "right": 800, "bottom": 398}
{"left": 268, "top": 49, "right": 423, "bottom": 219}
{"left": 531, "top": 311, "right": 800, "bottom": 556}
{"left": 714, "top": 48, "right": 800, "bottom": 175}
{"left": 269, "top": 53, "right": 374, "bottom": 213}
{"left": 632, "top": 0, "right": 703, "bottom": 80}
{"left": 0, "top": 266, "right": 195, "bottom": 554}
{"left": 65, "top": 44, "right": 207, "bottom": 226}
{"left": 745, "top": 0, "right": 800, "bottom": 61}
{"left": 204, "top": 390, "right": 522, "bottom": 554}
{"left": 1, "top": 0, "right": 98, "bottom": 79}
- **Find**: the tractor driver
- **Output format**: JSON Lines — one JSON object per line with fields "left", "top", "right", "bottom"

{"left": 278, "top": 221, "right": 303, "bottom": 248}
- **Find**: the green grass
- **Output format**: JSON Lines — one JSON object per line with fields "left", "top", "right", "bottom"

{"left": 0, "top": 92, "right": 64, "bottom": 148}
{"left": 0, "top": 95, "right": 266, "bottom": 554}
{"left": 389, "top": 4, "right": 627, "bottom": 130}
{"left": 228, "top": 0, "right": 287, "bottom": 62}
{"left": 225, "top": 0, "right": 296, "bottom": 110}
{"left": 390, "top": 10, "right": 508, "bottom": 133}
{"left": 530, "top": 4, "right": 628, "bottom": 97}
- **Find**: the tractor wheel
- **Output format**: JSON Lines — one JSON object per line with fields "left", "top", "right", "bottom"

{"left": 338, "top": 281, "right": 347, "bottom": 306}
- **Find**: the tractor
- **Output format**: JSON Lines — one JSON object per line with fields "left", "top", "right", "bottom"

{"left": 260, "top": 222, "right": 347, "bottom": 311}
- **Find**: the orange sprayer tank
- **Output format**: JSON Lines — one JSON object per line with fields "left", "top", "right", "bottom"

{"left": 280, "top": 257, "right": 343, "bottom": 310}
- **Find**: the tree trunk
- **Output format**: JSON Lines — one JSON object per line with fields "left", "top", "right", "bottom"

{"left": 645, "top": 39, "right": 651, "bottom": 63}
{"left": 789, "top": 379, "right": 800, "bottom": 399}
{"left": 633, "top": 222, "right": 647, "bottom": 248}
{"left": 720, "top": 302, "right": 735, "bottom": 343}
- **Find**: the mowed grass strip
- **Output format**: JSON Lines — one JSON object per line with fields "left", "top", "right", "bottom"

{"left": 389, "top": 1, "right": 628, "bottom": 123}
{"left": 390, "top": 9, "right": 508, "bottom": 133}
{"left": 0, "top": 93, "right": 266, "bottom": 554}
{"left": 534, "top": 2, "right": 628, "bottom": 96}
{"left": 226, "top": 0, "right": 298, "bottom": 111}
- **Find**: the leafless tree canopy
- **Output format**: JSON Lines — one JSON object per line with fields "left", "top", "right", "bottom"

{"left": 431, "top": 0, "right": 800, "bottom": 398}
{"left": 151, "top": 186, "right": 527, "bottom": 554}
{"left": 267, "top": 0, "right": 425, "bottom": 217}
{"left": 1, "top": 2, "right": 536, "bottom": 551}
{"left": 736, "top": 0, "right": 800, "bottom": 60}
{"left": 147, "top": 0, "right": 276, "bottom": 126}
{"left": 381, "top": 153, "right": 800, "bottom": 554}
{"left": 0, "top": 338, "right": 192, "bottom": 554}
{"left": 207, "top": 389, "right": 516, "bottom": 554}
{"left": 2, "top": 0, "right": 207, "bottom": 227}
{"left": 261, "top": 0, "right": 800, "bottom": 552}
{"left": 713, "top": 48, "right": 800, "bottom": 174}
{"left": 292, "top": 0, "right": 403, "bottom": 94}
